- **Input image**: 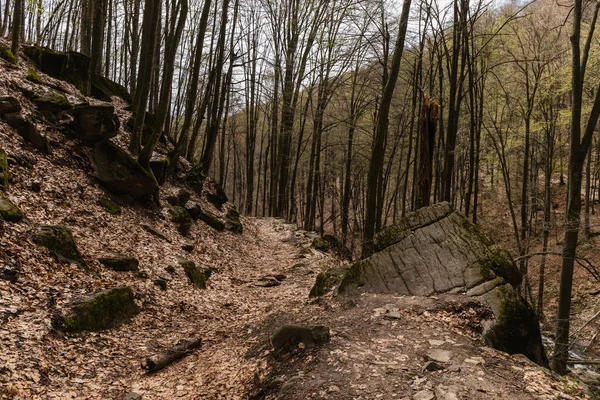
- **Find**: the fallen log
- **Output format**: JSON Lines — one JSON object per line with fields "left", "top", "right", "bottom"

{"left": 143, "top": 337, "right": 202, "bottom": 373}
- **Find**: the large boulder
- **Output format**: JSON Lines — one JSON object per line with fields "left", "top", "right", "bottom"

{"left": 333, "top": 202, "right": 548, "bottom": 368}
{"left": 71, "top": 104, "right": 119, "bottom": 143}
{"left": 33, "top": 225, "right": 86, "bottom": 267}
{"left": 3, "top": 113, "right": 52, "bottom": 154}
{"left": 23, "top": 46, "right": 89, "bottom": 91}
{"left": 90, "top": 140, "right": 158, "bottom": 200}
{"left": 91, "top": 74, "right": 132, "bottom": 103}
{"left": 58, "top": 286, "right": 139, "bottom": 332}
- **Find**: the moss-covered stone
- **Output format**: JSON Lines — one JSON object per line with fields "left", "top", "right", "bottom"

{"left": 186, "top": 165, "right": 206, "bottom": 195}
{"left": 182, "top": 244, "right": 195, "bottom": 252}
{"left": 32, "top": 91, "right": 72, "bottom": 113}
{"left": 224, "top": 208, "right": 243, "bottom": 234}
{"left": 33, "top": 225, "right": 86, "bottom": 267}
{"left": 91, "top": 74, "right": 132, "bottom": 103}
{"left": 482, "top": 284, "right": 549, "bottom": 368}
{"left": 98, "top": 255, "right": 139, "bottom": 272}
{"left": 197, "top": 208, "right": 225, "bottom": 231}
{"left": 0, "top": 42, "right": 16, "bottom": 64}
{"left": 179, "top": 258, "right": 211, "bottom": 289}
{"left": 309, "top": 268, "right": 347, "bottom": 298}
{"left": 60, "top": 286, "right": 139, "bottom": 332}
{"left": 312, "top": 237, "right": 331, "bottom": 252}
{"left": 206, "top": 185, "right": 228, "bottom": 210}
{"left": 169, "top": 205, "right": 193, "bottom": 236}
{"left": 167, "top": 189, "right": 191, "bottom": 207}
{"left": 26, "top": 68, "right": 43, "bottom": 84}
{"left": 97, "top": 196, "right": 121, "bottom": 215}
{"left": 0, "top": 147, "right": 9, "bottom": 189}
{"left": 0, "top": 195, "right": 24, "bottom": 222}
{"left": 23, "top": 46, "right": 90, "bottom": 93}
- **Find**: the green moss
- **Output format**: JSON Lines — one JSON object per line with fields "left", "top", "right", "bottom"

{"left": 312, "top": 237, "right": 331, "bottom": 252}
{"left": 198, "top": 208, "right": 225, "bottom": 231}
{"left": 61, "top": 286, "right": 139, "bottom": 332}
{"left": 0, "top": 195, "right": 24, "bottom": 222}
{"left": 0, "top": 43, "right": 16, "bottom": 64}
{"left": 0, "top": 148, "right": 9, "bottom": 189}
{"left": 337, "top": 261, "right": 366, "bottom": 294}
{"left": 32, "top": 91, "right": 72, "bottom": 112}
{"left": 98, "top": 196, "right": 121, "bottom": 215}
{"left": 180, "top": 259, "right": 210, "bottom": 289}
{"left": 26, "top": 68, "right": 43, "bottom": 84}
{"left": 33, "top": 225, "right": 87, "bottom": 267}
{"left": 169, "top": 206, "right": 192, "bottom": 224}
{"left": 309, "top": 268, "right": 347, "bottom": 298}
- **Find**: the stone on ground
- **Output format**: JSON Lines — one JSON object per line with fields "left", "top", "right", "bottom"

{"left": 58, "top": 286, "right": 139, "bottom": 332}
{"left": 71, "top": 104, "right": 119, "bottom": 143}
{"left": 3, "top": 113, "right": 51, "bottom": 154}
{"left": 98, "top": 255, "right": 139, "bottom": 272}
{"left": 32, "top": 224, "right": 86, "bottom": 267}
{"left": 90, "top": 139, "right": 158, "bottom": 199}
{"left": 335, "top": 202, "right": 548, "bottom": 367}
{"left": 0, "top": 195, "right": 24, "bottom": 222}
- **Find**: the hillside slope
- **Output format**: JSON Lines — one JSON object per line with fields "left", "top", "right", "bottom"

{"left": 0, "top": 46, "right": 594, "bottom": 399}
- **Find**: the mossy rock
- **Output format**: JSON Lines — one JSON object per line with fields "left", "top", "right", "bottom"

{"left": 91, "top": 74, "right": 132, "bottom": 103}
{"left": 482, "top": 284, "right": 549, "bottom": 368}
{"left": 182, "top": 243, "right": 194, "bottom": 252}
{"left": 26, "top": 68, "right": 43, "bottom": 84}
{"left": 168, "top": 205, "right": 192, "bottom": 236}
{"left": 186, "top": 165, "right": 206, "bottom": 195}
{"left": 32, "top": 91, "right": 72, "bottom": 113}
{"left": 224, "top": 208, "right": 243, "bottom": 234}
{"left": 0, "top": 147, "right": 9, "bottom": 189}
{"left": 0, "top": 42, "right": 16, "bottom": 64}
{"left": 97, "top": 196, "right": 121, "bottom": 215}
{"left": 98, "top": 255, "right": 139, "bottom": 272}
{"left": 312, "top": 237, "right": 330, "bottom": 252}
{"left": 0, "top": 96, "right": 21, "bottom": 115}
{"left": 59, "top": 286, "right": 139, "bottom": 332}
{"left": 126, "top": 112, "right": 160, "bottom": 147}
{"left": 0, "top": 195, "right": 24, "bottom": 222}
{"left": 197, "top": 208, "right": 225, "bottom": 231}
{"left": 167, "top": 189, "right": 191, "bottom": 207}
{"left": 33, "top": 224, "right": 86, "bottom": 267}
{"left": 309, "top": 268, "right": 347, "bottom": 298}
{"left": 23, "top": 46, "right": 90, "bottom": 93}
{"left": 179, "top": 258, "right": 211, "bottom": 289}
{"left": 3, "top": 113, "right": 52, "bottom": 154}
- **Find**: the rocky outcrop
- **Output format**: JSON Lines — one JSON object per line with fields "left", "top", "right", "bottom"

{"left": 332, "top": 202, "right": 548, "bottom": 367}
{"left": 224, "top": 208, "right": 243, "bottom": 234}
{"left": 149, "top": 157, "right": 169, "bottom": 185}
{"left": 90, "top": 139, "right": 158, "bottom": 199}
{"left": 31, "top": 91, "right": 72, "bottom": 113}
{"left": 33, "top": 225, "right": 86, "bottom": 267}
{"left": 57, "top": 286, "right": 139, "bottom": 332}
{"left": 71, "top": 104, "right": 119, "bottom": 143}
{"left": 91, "top": 74, "right": 132, "bottom": 103}
{"left": 3, "top": 113, "right": 51, "bottom": 154}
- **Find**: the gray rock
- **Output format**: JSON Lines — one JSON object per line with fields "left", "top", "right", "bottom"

{"left": 426, "top": 349, "right": 453, "bottom": 363}
{"left": 413, "top": 390, "right": 434, "bottom": 400}
{"left": 336, "top": 202, "right": 548, "bottom": 368}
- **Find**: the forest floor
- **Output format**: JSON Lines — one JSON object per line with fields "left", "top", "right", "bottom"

{"left": 0, "top": 43, "right": 598, "bottom": 400}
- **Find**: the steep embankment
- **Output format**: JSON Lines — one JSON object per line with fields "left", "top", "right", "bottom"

{"left": 0, "top": 42, "right": 593, "bottom": 400}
